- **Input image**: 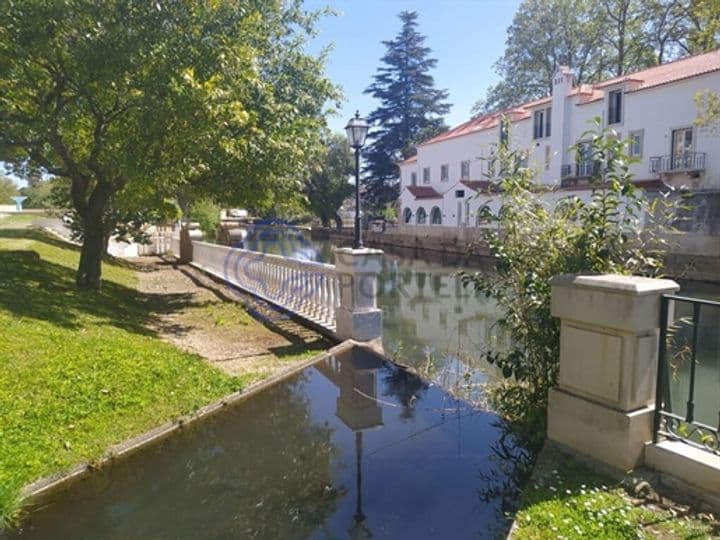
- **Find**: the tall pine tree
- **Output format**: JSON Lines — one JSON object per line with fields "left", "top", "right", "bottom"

{"left": 363, "top": 11, "right": 451, "bottom": 211}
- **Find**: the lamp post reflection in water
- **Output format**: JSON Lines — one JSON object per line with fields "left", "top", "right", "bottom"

{"left": 315, "top": 349, "right": 384, "bottom": 539}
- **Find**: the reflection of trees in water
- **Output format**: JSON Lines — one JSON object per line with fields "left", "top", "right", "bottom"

{"left": 381, "top": 363, "right": 429, "bottom": 420}
{"left": 476, "top": 420, "right": 541, "bottom": 534}
{"left": 20, "top": 374, "right": 340, "bottom": 540}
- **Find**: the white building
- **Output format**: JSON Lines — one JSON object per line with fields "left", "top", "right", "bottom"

{"left": 398, "top": 48, "right": 720, "bottom": 229}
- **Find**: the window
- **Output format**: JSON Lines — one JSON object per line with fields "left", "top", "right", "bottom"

{"left": 440, "top": 164, "right": 449, "bottom": 182}
{"left": 403, "top": 208, "right": 412, "bottom": 224}
{"left": 672, "top": 127, "right": 693, "bottom": 156}
{"left": 460, "top": 160, "right": 470, "bottom": 180}
{"left": 671, "top": 128, "right": 694, "bottom": 169}
{"left": 416, "top": 207, "right": 427, "bottom": 224}
{"left": 476, "top": 205, "right": 492, "bottom": 226}
{"left": 430, "top": 206, "right": 442, "bottom": 225}
{"left": 576, "top": 140, "right": 596, "bottom": 176}
{"left": 608, "top": 89, "right": 622, "bottom": 124}
{"left": 533, "top": 107, "right": 552, "bottom": 139}
{"left": 410, "top": 172, "right": 417, "bottom": 186}
{"left": 545, "top": 107, "right": 552, "bottom": 137}
{"left": 629, "top": 130, "right": 643, "bottom": 158}
{"left": 533, "top": 110, "right": 544, "bottom": 139}
{"left": 422, "top": 167, "right": 430, "bottom": 184}
{"left": 455, "top": 190, "right": 465, "bottom": 198}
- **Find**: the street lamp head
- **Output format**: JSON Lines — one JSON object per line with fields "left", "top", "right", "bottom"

{"left": 345, "top": 110, "right": 369, "bottom": 150}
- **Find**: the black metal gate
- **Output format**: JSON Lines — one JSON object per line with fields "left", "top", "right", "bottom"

{"left": 653, "top": 294, "right": 720, "bottom": 455}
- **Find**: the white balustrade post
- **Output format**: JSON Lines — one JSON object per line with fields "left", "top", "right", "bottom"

{"left": 547, "top": 274, "right": 679, "bottom": 471}
{"left": 333, "top": 247, "right": 384, "bottom": 342}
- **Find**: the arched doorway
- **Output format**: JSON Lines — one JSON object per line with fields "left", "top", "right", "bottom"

{"left": 416, "top": 207, "right": 427, "bottom": 225}
{"left": 430, "top": 206, "right": 442, "bottom": 225}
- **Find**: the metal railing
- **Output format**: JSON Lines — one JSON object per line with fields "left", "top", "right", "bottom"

{"left": 560, "top": 161, "right": 600, "bottom": 179}
{"left": 190, "top": 241, "right": 339, "bottom": 332}
{"left": 649, "top": 152, "right": 706, "bottom": 174}
{"left": 137, "top": 228, "right": 173, "bottom": 256}
{"left": 654, "top": 294, "right": 720, "bottom": 456}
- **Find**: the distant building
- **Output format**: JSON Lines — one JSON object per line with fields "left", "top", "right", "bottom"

{"left": 398, "top": 48, "right": 720, "bottom": 229}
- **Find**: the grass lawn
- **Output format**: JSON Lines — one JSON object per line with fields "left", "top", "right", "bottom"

{"left": 0, "top": 222, "right": 251, "bottom": 528}
{"left": 513, "top": 458, "right": 716, "bottom": 539}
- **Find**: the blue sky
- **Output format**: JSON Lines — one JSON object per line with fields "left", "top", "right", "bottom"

{"left": 304, "top": 0, "right": 522, "bottom": 133}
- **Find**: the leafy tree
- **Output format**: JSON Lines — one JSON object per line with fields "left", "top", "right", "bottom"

{"left": 594, "top": 0, "right": 651, "bottom": 77}
{"left": 688, "top": 0, "right": 720, "bottom": 51}
{"left": 19, "top": 176, "right": 68, "bottom": 209}
{"left": 189, "top": 198, "right": 221, "bottom": 240}
{"left": 461, "top": 122, "right": 680, "bottom": 429}
{"left": 304, "top": 133, "right": 354, "bottom": 228}
{"left": 474, "top": 0, "right": 602, "bottom": 114}
{"left": 474, "top": 0, "right": 718, "bottom": 113}
{"left": 0, "top": 177, "right": 18, "bottom": 205}
{"left": 0, "top": 1, "right": 337, "bottom": 289}
{"left": 363, "top": 11, "right": 451, "bottom": 210}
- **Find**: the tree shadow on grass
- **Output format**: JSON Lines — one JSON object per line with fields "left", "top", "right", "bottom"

{"left": 0, "top": 229, "right": 195, "bottom": 336}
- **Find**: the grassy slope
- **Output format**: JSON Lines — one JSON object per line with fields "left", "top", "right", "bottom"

{"left": 0, "top": 221, "right": 246, "bottom": 527}
{"left": 513, "top": 460, "right": 714, "bottom": 539}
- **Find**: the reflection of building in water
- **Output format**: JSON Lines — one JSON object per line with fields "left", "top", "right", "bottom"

{"left": 315, "top": 348, "right": 385, "bottom": 540}
{"left": 378, "top": 254, "right": 507, "bottom": 355}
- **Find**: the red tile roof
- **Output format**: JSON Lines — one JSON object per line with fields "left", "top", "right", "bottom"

{"left": 460, "top": 180, "right": 494, "bottom": 192}
{"left": 421, "top": 108, "right": 531, "bottom": 146}
{"left": 407, "top": 186, "right": 442, "bottom": 199}
{"left": 422, "top": 48, "right": 720, "bottom": 143}
{"left": 579, "top": 48, "right": 720, "bottom": 104}
{"left": 597, "top": 49, "right": 720, "bottom": 91}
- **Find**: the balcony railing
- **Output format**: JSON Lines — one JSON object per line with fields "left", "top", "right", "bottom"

{"left": 649, "top": 152, "right": 706, "bottom": 174}
{"left": 560, "top": 161, "right": 601, "bottom": 184}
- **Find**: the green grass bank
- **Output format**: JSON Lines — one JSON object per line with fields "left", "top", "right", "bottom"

{"left": 512, "top": 456, "right": 716, "bottom": 539}
{"left": 0, "top": 219, "right": 248, "bottom": 527}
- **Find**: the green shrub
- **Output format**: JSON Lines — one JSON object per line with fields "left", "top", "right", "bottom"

{"left": 190, "top": 198, "right": 221, "bottom": 240}
{"left": 462, "top": 119, "right": 680, "bottom": 429}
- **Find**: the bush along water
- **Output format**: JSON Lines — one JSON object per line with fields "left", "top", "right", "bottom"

{"left": 461, "top": 118, "right": 683, "bottom": 435}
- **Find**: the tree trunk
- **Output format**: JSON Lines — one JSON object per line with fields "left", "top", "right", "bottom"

{"left": 76, "top": 212, "right": 105, "bottom": 290}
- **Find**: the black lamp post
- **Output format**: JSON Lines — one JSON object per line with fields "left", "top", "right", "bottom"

{"left": 345, "top": 111, "right": 369, "bottom": 249}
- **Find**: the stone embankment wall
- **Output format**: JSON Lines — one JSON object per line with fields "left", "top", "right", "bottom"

{"left": 313, "top": 192, "right": 720, "bottom": 283}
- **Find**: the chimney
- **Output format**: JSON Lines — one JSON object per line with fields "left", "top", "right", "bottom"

{"left": 548, "top": 66, "right": 575, "bottom": 183}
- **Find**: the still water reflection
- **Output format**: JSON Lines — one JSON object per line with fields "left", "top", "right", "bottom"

{"left": 7, "top": 348, "right": 532, "bottom": 539}
{"left": 244, "top": 228, "right": 505, "bottom": 390}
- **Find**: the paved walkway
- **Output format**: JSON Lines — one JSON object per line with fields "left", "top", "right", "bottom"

{"left": 135, "top": 257, "right": 331, "bottom": 379}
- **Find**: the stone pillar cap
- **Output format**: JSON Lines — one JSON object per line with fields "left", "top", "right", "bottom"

{"left": 550, "top": 274, "right": 679, "bottom": 296}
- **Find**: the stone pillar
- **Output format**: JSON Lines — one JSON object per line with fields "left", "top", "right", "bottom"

{"left": 178, "top": 224, "right": 203, "bottom": 263}
{"left": 333, "top": 247, "right": 384, "bottom": 342}
{"left": 547, "top": 274, "right": 679, "bottom": 471}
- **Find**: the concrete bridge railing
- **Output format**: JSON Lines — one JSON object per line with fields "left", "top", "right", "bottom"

{"left": 186, "top": 240, "right": 383, "bottom": 343}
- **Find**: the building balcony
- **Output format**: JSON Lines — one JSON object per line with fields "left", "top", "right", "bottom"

{"left": 560, "top": 161, "right": 601, "bottom": 186}
{"left": 649, "top": 153, "right": 706, "bottom": 174}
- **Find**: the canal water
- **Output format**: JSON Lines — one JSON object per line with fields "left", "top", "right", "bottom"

{"left": 244, "top": 227, "right": 505, "bottom": 400}
{"left": 244, "top": 227, "right": 719, "bottom": 428}
{"left": 5, "top": 348, "right": 533, "bottom": 539}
